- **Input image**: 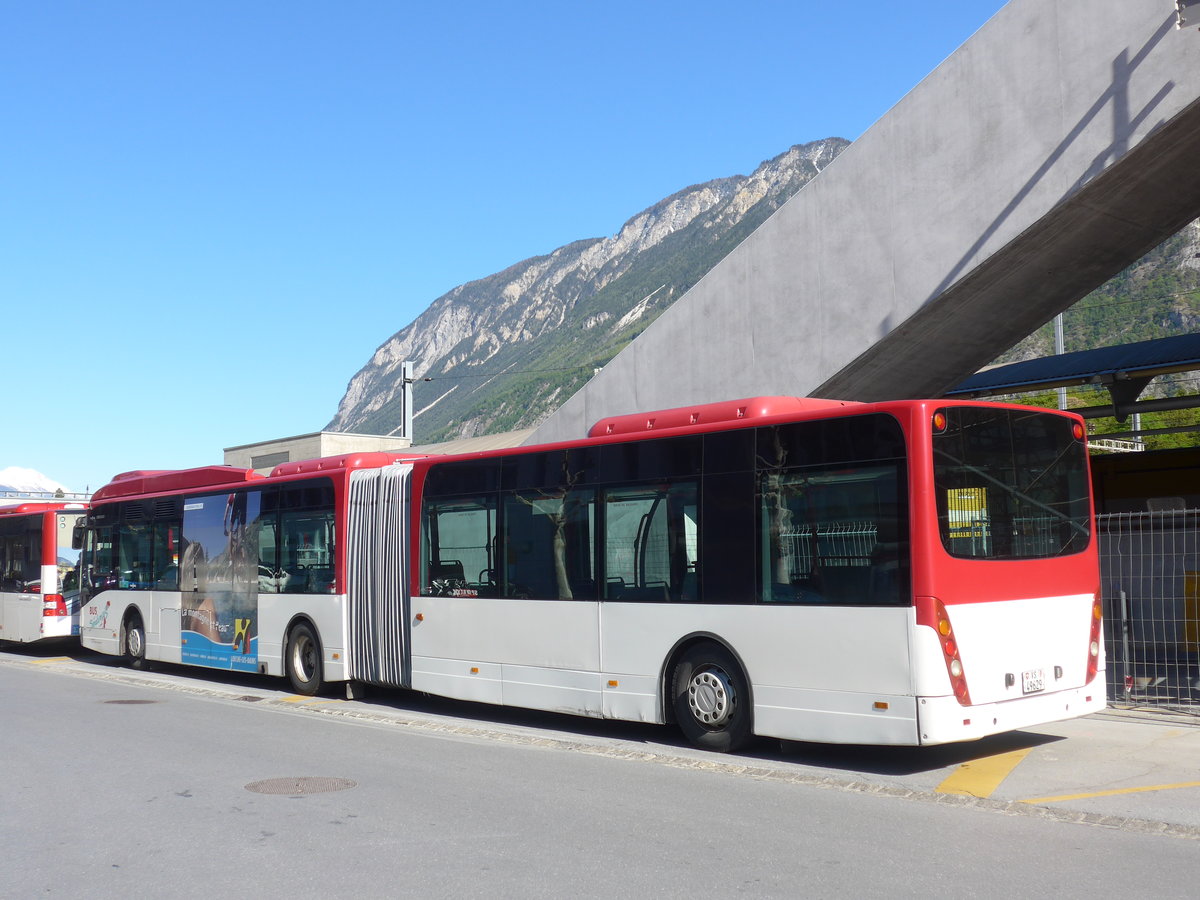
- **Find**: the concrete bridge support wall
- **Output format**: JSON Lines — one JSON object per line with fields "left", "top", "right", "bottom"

{"left": 530, "top": 0, "right": 1200, "bottom": 444}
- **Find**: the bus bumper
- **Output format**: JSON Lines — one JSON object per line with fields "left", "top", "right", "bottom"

{"left": 917, "top": 682, "right": 1108, "bottom": 745}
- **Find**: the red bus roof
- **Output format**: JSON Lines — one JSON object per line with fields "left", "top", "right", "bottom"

{"left": 268, "top": 451, "right": 429, "bottom": 479}
{"left": 0, "top": 502, "right": 88, "bottom": 517}
{"left": 90, "top": 454, "right": 435, "bottom": 503}
{"left": 587, "top": 396, "right": 859, "bottom": 438}
{"left": 93, "top": 467, "right": 265, "bottom": 501}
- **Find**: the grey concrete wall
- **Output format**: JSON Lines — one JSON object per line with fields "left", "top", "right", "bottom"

{"left": 529, "top": 0, "right": 1200, "bottom": 445}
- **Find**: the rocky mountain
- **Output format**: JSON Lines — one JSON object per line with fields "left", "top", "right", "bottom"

{"left": 327, "top": 139, "right": 849, "bottom": 442}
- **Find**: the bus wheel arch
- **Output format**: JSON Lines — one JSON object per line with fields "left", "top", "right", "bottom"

{"left": 284, "top": 617, "right": 324, "bottom": 696}
{"left": 121, "top": 607, "right": 148, "bottom": 670}
{"left": 664, "top": 635, "right": 754, "bottom": 753}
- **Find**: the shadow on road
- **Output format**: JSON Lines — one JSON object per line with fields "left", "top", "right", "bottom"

{"left": 3, "top": 639, "right": 1065, "bottom": 776}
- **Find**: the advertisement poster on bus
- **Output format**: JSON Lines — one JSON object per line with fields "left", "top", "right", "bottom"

{"left": 180, "top": 492, "right": 258, "bottom": 672}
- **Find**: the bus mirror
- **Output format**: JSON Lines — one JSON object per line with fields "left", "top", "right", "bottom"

{"left": 72, "top": 523, "right": 85, "bottom": 551}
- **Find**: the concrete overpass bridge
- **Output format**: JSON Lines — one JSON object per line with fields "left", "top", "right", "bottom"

{"left": 530, "top": 0, "right": 1200, "bottom": 444}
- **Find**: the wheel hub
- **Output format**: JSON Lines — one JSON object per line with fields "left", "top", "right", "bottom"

{"left": 687, "top": 667, "right": 735, "bottom": 727}
{"left": 127, "top": 626, "right": 143, "bottom": 658}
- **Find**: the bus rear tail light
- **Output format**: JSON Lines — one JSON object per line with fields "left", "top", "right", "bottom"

{"left": 1086, "top": 594, "right": 1103, "bottom": 684}
{"left": 934, "top": 598, "right": 972, "bottom": 705}
{"left": 42, "top": 594, "right": 68, "bottom": 617}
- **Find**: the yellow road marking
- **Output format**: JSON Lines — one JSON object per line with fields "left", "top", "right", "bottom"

{"left": 1021, "top": 782, "right": 1200, "bottom": 804}
{"left": 31, "top": 657, "right": 72, "bottom": 664}
{"left": 279, "top": 695, "right": 342, "bottom": 705}
{"left": 936, "top": 747, "right": 1034, "bottom": 798}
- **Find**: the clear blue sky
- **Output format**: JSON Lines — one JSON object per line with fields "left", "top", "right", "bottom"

{"left": 3, "top": 1, "right": 1006, "bottom": 493}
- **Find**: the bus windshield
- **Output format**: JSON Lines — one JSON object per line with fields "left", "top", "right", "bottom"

{"left": 932, "top": 406, "right": 1091, "bottom": 560}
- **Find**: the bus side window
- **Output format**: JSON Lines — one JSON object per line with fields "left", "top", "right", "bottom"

{"left": 760, "top": 463, "right": 907, "bottom": 605}
{"left": 422, "top": 496, "right": 496, "bottom": 597}
{"left": 603, "top": 482, "right": 696, "bottom": 602}
{"left": 503, "top": 489, "right": 595, "bottom": 600}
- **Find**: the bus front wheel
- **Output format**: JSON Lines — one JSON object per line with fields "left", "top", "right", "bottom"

{"left": 286, "top": 621, "right": 323, "bottom": 696}
{"left": 672, "top": 643, "right": 752, "bottom": 753}
{"left": 123, "top": 613, "right": 148, "bottom": 670}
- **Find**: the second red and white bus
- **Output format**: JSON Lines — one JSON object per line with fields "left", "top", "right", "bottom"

{"left": 78, "top": 396, "right": 1104, "bottom": 749}
{"left": 0, "top": 500, "right": 88, "bottom": 644}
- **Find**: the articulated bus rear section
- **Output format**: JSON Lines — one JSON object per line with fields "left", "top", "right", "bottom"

{"left": 0, "top": 502, "right": 88, "bottom": 644}
{"left": 907, "top": 403, "right": 1105, "bottom": 745}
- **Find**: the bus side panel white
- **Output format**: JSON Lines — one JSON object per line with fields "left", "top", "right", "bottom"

{"left": 411, "top": 656, "right": 503, "bottom": 705}
{"left": 754, "top": 687, "right": 919, "bottom": 745}
{"left": 1, "top": 592, "right": 40, "bottom": 643}
{"left": 79, "top": 590, "right": 130, "bottom": 656}
{"left": 258, "top": 593, "right": 349, "bottom": 683}
{"left": 150, "top": 593, "right": 182, "bottom": 664}
{"left": 409, "top": 596, "right": 601, "bottom": 712}
{"left": 600, "top": 603, "right": 913, "bottom": 691}
{"left": 500, "top": 664, "right": 604, "bottom": 717}
{"left": 911, "top": 626, "right": 954, "bottom": 696}
{"left": 410, "top": 596, "right": 601, "bottom": 670}
{"left": 599, "top": 603, "right": 914, "bottom": 741}
{"left": 600, "top": 674, "right": 659, "bottom": 722}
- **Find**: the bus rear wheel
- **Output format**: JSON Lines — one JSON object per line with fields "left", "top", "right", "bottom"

{"left": 123, "top": 613, "right": 148, "bottom": 670}
{"left": 286, "top": 621, "right": 323, "bottom": 696}
{"left": 672, "top": 643, "right": 752, "bottom": 753}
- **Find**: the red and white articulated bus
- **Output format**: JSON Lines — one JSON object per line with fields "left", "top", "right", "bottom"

{"left": 78, "top": 396, "right": 1104, "bottom": 750}
{"left": 0, "top": 500, "right": 89, "bottom": 644}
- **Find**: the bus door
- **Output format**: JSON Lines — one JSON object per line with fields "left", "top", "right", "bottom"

{"left": 345, "top": 464, "right": 411, "bottom": 688}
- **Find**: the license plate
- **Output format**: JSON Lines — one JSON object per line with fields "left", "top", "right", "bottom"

{"left": 1022, "top": 668, "right": 1045, "bottom": 694}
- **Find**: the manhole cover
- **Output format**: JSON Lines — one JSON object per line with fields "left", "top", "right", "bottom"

{"left": 103, "top": 699, "right": 158, "bottom": 705}
{"left": 245, "top": 777, "right": 357, "bottom": 796}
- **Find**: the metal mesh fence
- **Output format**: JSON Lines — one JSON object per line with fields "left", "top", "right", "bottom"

{"left": 1098, "top": 510, "right": 1200, "bottom": 716}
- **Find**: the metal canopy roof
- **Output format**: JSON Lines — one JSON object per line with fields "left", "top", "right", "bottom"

{"left": 946, "top": 333, "right": 1200, "bottom": 399}
{"left": 944, "top": 332, "right": 1200, "bottom": 438}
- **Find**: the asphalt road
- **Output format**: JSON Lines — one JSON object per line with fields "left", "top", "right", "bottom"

{"left": 2, "top": 642, "right": 1199, "bottom": 898}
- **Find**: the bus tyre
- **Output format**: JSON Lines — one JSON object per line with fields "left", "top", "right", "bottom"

{"left": 286, "top": 621, "right": 323, "bottom": 696}
{"left": 672, "top": 643, "right": 752, "bottom": 753}
{"left": 123, "top": 614, "right": 148, "bottom": 670}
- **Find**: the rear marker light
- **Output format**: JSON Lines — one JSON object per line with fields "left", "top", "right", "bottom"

{"left": 1086, "top": 595, "right": 1103, "bottom": 684}
{"left": 42, "top": 595, "right": 68, "bottom": 617}
{"left": 933, "top": 598, "right": 972, "bottom": 706}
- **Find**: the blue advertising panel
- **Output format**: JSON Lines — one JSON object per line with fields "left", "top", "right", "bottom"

{"left": 180, "top": 491, "right": 260, "bottom": 672}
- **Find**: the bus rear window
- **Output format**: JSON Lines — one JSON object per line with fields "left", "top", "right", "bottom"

{"left": 932, "top": 407, "right": 1091, "bottom": 559}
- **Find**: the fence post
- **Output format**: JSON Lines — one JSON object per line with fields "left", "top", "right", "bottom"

{"left": 1120, "top": 589, "right": 1133, "bottom": 702}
